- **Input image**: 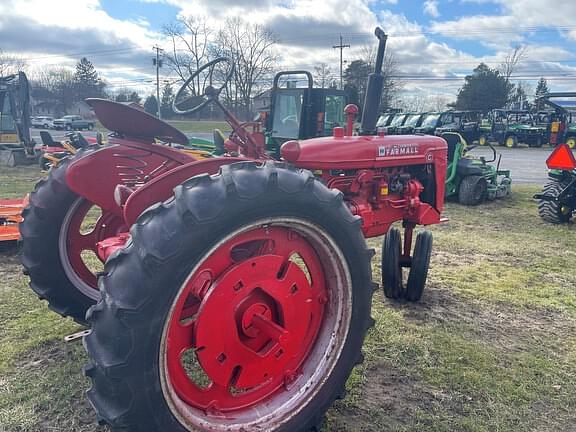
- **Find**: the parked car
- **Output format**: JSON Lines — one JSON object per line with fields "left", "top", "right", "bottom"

{"left": 31, "top": 116, "right": 54, "bottom": 129}
{"left": 52, "top": 115, "right": 95, "bottom": 131}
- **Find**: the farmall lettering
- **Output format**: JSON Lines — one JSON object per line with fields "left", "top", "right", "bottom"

{"left": 379, "top": 143, "right": 419, "bottom": 157}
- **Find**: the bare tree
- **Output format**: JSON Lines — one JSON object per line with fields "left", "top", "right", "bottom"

{"left": 0, "top": 50, "right": 27, "bottom": 77}
{"left": 499, "top": 45, "right": 528, "bottom": 103}
{"left": 313, "top": 63, "right": 335, "bottom": 88}
{"left": 499, "top": 45, "right": 528, "bottom": 82}
{"left": 430, "top": 94, "right": 452, "bottom": 112}
{"left": 162, "top": 16, "right": 212, "bottom": 96}
{"left": 30, "top": 68, "right": 76, "bottom": 116}
{"left": 214, "top": 18, "right": 279, "bottom": 119}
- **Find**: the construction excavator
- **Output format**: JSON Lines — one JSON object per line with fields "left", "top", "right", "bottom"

{"left": 0, "top": 72, "right": 35, "bottom": 167}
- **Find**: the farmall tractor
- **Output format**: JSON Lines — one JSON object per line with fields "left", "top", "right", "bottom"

{"left": 20, "top": 29, "right": 448, "bottom": 431}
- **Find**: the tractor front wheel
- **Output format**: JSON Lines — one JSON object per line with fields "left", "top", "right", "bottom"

{"left": 405, "top": 231, "right": 433, "bottom": 302}
{"left": 537, "top": 178, "right": 573, "bottom": 224}
{"left": 381, "top": 227, "right": 403, "bottom": 299}
{"left": 20, "top": 149, "right": 125, "bottom": 324}
{"left": 566, "top": 136, "right": 576, "bottom": 149}
{"left": 84, "top": 161, "right": 375, "bottom": 432}
{"left": 458, "top": 175, "right": 487, "bottom": 205}
{"left": 478, "top": 134, "right": 488, "bottom": 146}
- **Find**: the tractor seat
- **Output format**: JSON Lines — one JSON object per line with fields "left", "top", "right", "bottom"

{"left": 441, "top": 133, "right": 460, "bottom": 161}
{"left": 456, "top": 158, "right": 484, "bottom": 176}
{"left": 40, "top": 131, "right": 63, "bottom": 148}
{"left": 213, "top": 129, "right": 226, "bottom": 155}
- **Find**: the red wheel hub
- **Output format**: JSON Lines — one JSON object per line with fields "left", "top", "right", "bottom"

{"left": 165, "top": 226, "right": 328, "bottom": 414}
{"left": 64, "top": 199, "right": 126, "bottom": 289}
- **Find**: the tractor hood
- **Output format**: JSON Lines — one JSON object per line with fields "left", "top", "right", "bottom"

{"left": 281, "top": 131, "right": 447, "bottom": 170}
{"left": 511, "top": 124, "right": 544, "bottom": 131}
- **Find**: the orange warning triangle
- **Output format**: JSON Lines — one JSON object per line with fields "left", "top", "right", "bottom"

{"left": 546, "top": 143, "right": 576, "bottom": 171}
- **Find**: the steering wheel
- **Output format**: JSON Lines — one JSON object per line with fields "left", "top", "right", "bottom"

{"left": 173, "top": 57, "right": 235, "bottom": 115}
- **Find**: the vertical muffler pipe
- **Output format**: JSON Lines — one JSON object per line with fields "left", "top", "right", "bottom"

{"left": 360, "top": 27, "right": 388, "bottom": 135}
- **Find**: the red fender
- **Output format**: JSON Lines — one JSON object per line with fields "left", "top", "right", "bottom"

{"left": 123, "top": 157, "right": 250, "bottom": 225}
{"left": 66, "top": 139, "right": 195, "bottom": 217}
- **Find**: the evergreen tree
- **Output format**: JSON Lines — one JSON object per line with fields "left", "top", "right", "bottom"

{"left": 534, "top": 77, "right": 550, "bottom": 110}
{"left": 129, "top": 91, "right": 141, "bottom": 104}
{"left": 344, "top": 60, "right": 371, "bottom": 112}
{"left": 160, "top": 82, "right": 174, "bottom": 118}
{"left": 115, "top": 92, "right": 128, "bottom": 103}
{"left": 74, "top": 57, "right": 105, "bottom": 100}
{"left": 453, "top": 63, "right": 509, "bottom": 111}
{"left": 144, "top": 95, "right": 158, "bottom": 116}
{"left": 509, "top": 82, "right": 530, "bottom": 110}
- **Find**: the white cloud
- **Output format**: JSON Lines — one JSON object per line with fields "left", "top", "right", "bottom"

{"left": 423, "top": 0, "right": 440, "bottom": 18}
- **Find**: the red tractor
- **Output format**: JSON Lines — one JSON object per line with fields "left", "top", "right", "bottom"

{"left": 20, "top": 28, "right": 448, "bottom": 431}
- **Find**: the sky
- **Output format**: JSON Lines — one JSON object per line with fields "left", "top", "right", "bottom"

{"left": 1, "top": 0, "right": 576, "bottom": 107}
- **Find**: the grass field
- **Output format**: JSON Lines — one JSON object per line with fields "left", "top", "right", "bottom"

{"left": 1, "top": 164, "right": 575, "bottom": 432}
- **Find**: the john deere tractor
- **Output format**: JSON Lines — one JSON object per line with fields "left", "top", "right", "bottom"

{"left": 443, "top": 133, "right": 511, "bottom": 205}
{"left": 536, "top": 93, "right": 576, "bottom": 149}
{"left": 479, "top": 109, "right": 547, "bottom": 148}
{"left": 534, "top": 144, "right": 576, "bottom": 223}
{"left": 434, "top": 111, "right": 482, "bottom": 144}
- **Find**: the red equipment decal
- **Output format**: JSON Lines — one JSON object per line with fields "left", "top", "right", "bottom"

{"left": 546, "top": 143, "right": 576, "bottom": 171}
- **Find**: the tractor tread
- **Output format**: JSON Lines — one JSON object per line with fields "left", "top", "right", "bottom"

{"left": 19, "top": 150, "right": 98, "bottom": 325}
{"left": 458, "top": 175, "right": 488, "bottom": 206}
{"left": 84, "top": 161, "right": 375, "bottom": 432}
{"left": 537, "top": 179, "right": 573, "bottom": 224}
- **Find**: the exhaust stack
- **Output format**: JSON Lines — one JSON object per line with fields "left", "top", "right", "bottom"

{"left": 360, "top": 27, "right": 388, "bottom": 135}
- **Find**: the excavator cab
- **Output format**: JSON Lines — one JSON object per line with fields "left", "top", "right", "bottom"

{"left": 266, "top": 71, "right": 346, "bottom": 156}
{"left": 0, "top": 72, "right": 34, "bottom": 166}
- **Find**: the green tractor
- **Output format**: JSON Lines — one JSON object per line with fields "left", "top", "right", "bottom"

{"left": 480, "top": 109, "right": 547, "bottom": 148}
{"left": 536, "top": 93, "right": 576, "bottom": 149}
{"left": 395, "top": 112, "right": 427, "bottom": 135}
{"left": 443, "top": 133, "right": 512, "bottom": 205}
{"left": 376, "top": 109, "right": 402, "bottom": 129}
{"left": 183, "top": 70, "right": 347, "bottom": 157}
{"left": 265, "top": 71, "right": 346, "bottom": 156}
{"left": 434, "top": 111, "right": 482, "bottom": 145}
{"left": 381, "top": 111, "right": 409, "bottom": 134}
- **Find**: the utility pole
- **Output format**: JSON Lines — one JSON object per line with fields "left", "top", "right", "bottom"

{"left": 153, "top": 46, "right": 163, "bottom": 118}
{"left": 333, "top": 35, "right": 350, "bottom": 90}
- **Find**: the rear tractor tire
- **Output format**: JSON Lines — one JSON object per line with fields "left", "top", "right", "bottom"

{"left": 84, "top": 161, "right": 376, "bottom": 432}
{"left": 458, "top": 175, "right": 487, "bottom": 206}
{"left": 537, "top": 178, "right": 573, "bottom": 224}
{"left": 20, "top": 148, "right": 125, "bottom": 324}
